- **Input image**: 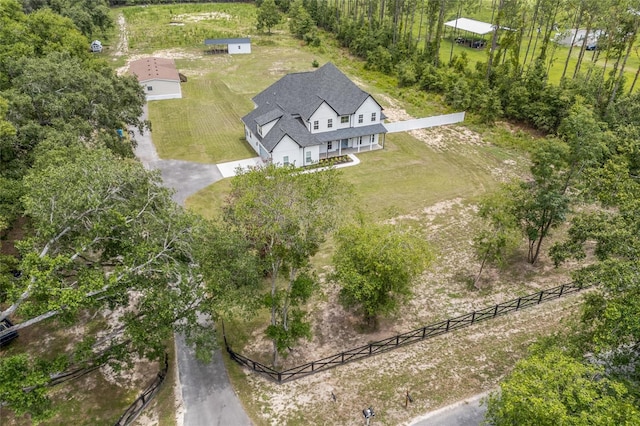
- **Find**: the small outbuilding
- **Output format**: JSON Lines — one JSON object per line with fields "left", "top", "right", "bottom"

{"left": 129, "top": 57, "right": 182, "bottom": 101}
{"left": 204, "top": 38, "right": 251, "bottom": 55}
{"left": 90, "top": 40, "right": 103, "bottom": 53}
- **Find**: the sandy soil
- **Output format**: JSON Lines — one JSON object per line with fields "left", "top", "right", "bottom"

{"left": 170, "top": 12, "right": 232, "bottom": 23}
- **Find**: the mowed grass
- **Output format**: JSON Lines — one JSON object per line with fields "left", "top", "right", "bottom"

{"left": 149, "top": 73, "right": 256, "bottom": 163}
{"left": 149, "top": 43, "right": 324, "bottom": 163}
{"left": 187, "top": 129, "right": 522, "bottom": 221}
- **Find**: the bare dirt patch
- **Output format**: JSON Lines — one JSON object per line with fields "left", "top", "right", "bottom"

{"left": 114, "top": 14, "right": 129, "bottom": 58}
{"left": 170, "top": 12, "right": 232, "bottom": 23}
{"left": 240, "top": 295, "right": 584, "bottom": 426}
{"left": 239, "top": 196, "right": 578, "bottom": 371}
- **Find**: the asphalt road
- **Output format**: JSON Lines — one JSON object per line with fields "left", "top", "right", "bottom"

{"left": 132, "top": 104, "right": 252, "bottom": 426}
{"left": 408, "top": 392, "right": 489, "bottom": 426}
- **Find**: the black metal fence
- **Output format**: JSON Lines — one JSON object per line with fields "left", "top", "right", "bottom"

{"left": 225, "top": 282, "right": 589, "bottom": 383}
{"left": 114, "top": 354, "right": 169, "bottom": 426}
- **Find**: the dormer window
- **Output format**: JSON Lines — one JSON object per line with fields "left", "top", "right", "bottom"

{"left": 371, "top": 112, "right": 377, "bottom": 122}
{"left": 358, "top": 114, "right": 363, "bottom": 124}
{"left": 328, "top": 119, "right": 333, "bottom": 128}
{"left": 341, "top": 116, "right": 349, "bottom": 124}
{"left": 313, "top": 120, "right": 319, "bottom": 130}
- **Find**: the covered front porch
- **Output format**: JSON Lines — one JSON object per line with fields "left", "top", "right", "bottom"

{"left": 316, "top": 123, "right": 387, "bottom": 160}
{"left": 319, "top": 143, "right": 383, "bottom": 160}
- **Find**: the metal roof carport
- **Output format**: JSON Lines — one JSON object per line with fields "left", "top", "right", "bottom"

{"left": 444, "top": 18, "right": 495, "bottom": 36}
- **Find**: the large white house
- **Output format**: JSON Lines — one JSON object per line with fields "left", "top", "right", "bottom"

{"left": 241, "top": 63, "right": 387, "bottom": 167}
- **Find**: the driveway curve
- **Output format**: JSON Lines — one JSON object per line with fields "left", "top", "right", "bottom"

{"left": 132, "top": 104, "right": 252, "bottom": 426}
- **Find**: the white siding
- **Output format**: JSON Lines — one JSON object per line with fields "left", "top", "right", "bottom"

{"left": 309, "top": 102, "right": 338, "bottom": 133}
{"left": 302, "top": 145, "right": 319, "bottom": 165}
{"left": 261, "top": 118, "right": 279, "bottom": 136}
{"left": 228, "top": 42, "right": 251, "bottom": 54}
{"left": 354, "top": 96, "right": 381, "bottom": 127}
{"left": 142, "top": 79, "right": 182, "bottom": 101}
{"left": 244, "top": 125, "right": 261, "bottom": 156}
{"left": 272, "top": 136, "right": 302, "bottom": 166}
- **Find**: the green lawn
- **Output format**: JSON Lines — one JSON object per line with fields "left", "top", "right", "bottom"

{"left": 121, "top": 3, "right": 258, "bottom": 51}
{"left": 149, "top": 72, "right": 256, "bottom": 164}
{"left": 187, "top": 127, "right": 527, "bottom": 221}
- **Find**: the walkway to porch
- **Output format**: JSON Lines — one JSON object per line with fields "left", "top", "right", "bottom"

{"left": 319, "top": 143, "right": 383, "bottom": 160}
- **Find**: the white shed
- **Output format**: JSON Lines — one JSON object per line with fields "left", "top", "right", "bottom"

{"left": 129, "top": 57, "right": 182, "bottom": 101}
{"left": 204, "top": 38, "right": 251, "bottom": 55}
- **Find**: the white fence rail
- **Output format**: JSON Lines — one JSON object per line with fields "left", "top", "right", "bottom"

{"left": 384, "top": 112, "right": 465, "bottom": 133}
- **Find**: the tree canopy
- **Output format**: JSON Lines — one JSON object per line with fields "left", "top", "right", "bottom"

{"left": 224, "top": 163, "right": 349, "bottom": 365}
{"left": 256, "top": 0, "right": 281, "bottom": 34}
{"left": 486, "top": 348, "right": 640, "bottom": 425}
{"left": 332, "top": 222, "right": 432, "bottom": 325}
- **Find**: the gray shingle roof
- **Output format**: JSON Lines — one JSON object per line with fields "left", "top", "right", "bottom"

{"left": 242, "top": 63, "right": 385, "bottom": 153}
{"left": 255, "top": 108, "right": 284, "bottom": 126}
{"left": 205, "top": 38, "right": 250, "bottom": 45}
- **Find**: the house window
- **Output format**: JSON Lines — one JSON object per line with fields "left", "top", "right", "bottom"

{"left": 358, "top": 114, "right": 363, "bottom": 124}
{"left": 306, "top": 151, "right": 312, "bottom": 163}
{"left": 283, "top": 156, "right": 289, "bottom": 166}
{"left": 370, "top": 134, "right": 375, "bottom": 143}
{"left": 327, "top": 141, "right": 332, "bottom": 150}
{"left": 359, "top": 136, "right": 363, "bottom": 145}
{"left": 341, "top": 116, "right": 349, "bottom": 124}
{"left": 147, "top": 86, "right": 153, "bottom": 91}
{"left": 327, "top": 119, "right": 333, "bottom": 128}
{"left": 313, "top": 120, "right": 319, "bottom": 130}
{"left": 371, "top": 112, "right": 377, "bottom": 121}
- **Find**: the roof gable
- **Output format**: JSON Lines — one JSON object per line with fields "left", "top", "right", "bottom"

{"left": 251, "top": 63, "right": 372, "bottom": 122}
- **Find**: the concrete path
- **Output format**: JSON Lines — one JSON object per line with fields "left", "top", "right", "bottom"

{"left": 408, "top": 392, "right": 489, "bottom": 426}
{"left": 217, "top": 157, "right": 264, "bottom": 178}
{"left": 132, "top": 104, "right": 252, "bottom": 426}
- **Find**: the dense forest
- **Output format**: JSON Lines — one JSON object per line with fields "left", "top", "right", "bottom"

{"left": 1, "top": 0, "right": 640, "bottom": 423}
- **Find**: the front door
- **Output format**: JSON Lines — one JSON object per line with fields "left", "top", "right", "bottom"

{"left": 341, "top": 139, "right": 349, "bottom": 149}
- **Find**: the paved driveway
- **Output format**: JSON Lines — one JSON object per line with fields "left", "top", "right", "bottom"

{"left": 132, "top": 104, "right": 252, "bottom": 426}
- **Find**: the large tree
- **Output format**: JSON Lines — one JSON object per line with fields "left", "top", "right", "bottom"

{"left": 223, "top": 163, "right": 349, "bottom": 365}
{"left": 331, "top": 222, "right": 432, "bottom": 327}
{"left": 256, "top": 0, "right": 281, "bottom": 34}
{"left": 486, "top": 348, "right": 640, "bottom": 425}
{"left": 0, "top": 147, "right": 255, "bottom": 421}
{"left": 472, "top": 189, "right": 520, "bottom": 287}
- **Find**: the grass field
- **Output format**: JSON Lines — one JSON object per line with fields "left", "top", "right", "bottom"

{"left": 99, "top": 4, "right": 590, "bottom": 425}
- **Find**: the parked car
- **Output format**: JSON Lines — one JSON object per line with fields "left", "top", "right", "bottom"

{"left": 586, "top": 43, "right": 597, "bottom": 51}
{"left": 0, "top": 318, "right": 18, "bottom": 347}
